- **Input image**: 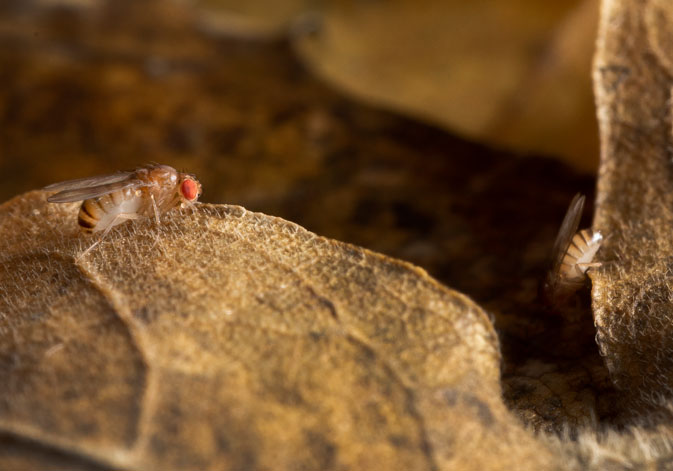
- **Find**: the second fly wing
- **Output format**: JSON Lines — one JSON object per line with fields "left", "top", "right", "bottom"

{"left": 548, "top": 193, "right": 585, "bottom": 279}
{"left": 44, "top": 171, "right": 134, "bottom": 192}
{"left": 45, "top": 173, "right": 149, "bottom": 203}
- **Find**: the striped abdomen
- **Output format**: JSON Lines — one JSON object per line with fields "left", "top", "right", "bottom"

{"left": 559, "top": 229, "right": 603, "bottom": 283}
{"left": 77, "top": 188, "right": 144, "bottom": 233}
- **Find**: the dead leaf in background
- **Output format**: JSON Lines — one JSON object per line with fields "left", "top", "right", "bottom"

{"left": 592, "top": 0, "right": 673, "bottom": 409}
{"left": 292, "top": 0, "right": 600, "bottom": 173}
{"left": 188, "top": 0, "right": 600, "bottom": 172}
{"left": 193, "top": 0, "right": 313, "bottom": 37}
{"left": 0, "top": 192, "right": 557, "bottom": 470}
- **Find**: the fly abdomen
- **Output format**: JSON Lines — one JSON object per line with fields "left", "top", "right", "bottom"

{"left": 77, "top": 189, "right": 143, "bottom": 233}
{"left": 77, "top": 198, "right": 105, "bottom": 233}
{"left": 560, "top": 229, "right": 602, "bottom": 282}
{"left": 540, "top": 193, "right": 603, "bottom": 307}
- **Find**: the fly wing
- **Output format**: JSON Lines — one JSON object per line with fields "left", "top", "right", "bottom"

{"left": 46, "top": 179, "right": 149, "bottom": 203}
{"left": 43, "top": 171, "right": 134, "bottom": 192}
{"left": 548, "top": 193, "right": 585, "bottom": 279}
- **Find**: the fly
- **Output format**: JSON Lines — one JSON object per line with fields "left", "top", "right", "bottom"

{"left": 541, "top": 193, "right": 603, "bottom": 306}
{"left": 44, "top": 164, "right": 202, "bottom": 256}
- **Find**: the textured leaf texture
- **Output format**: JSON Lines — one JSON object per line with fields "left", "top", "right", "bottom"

{"left": 0, "top": 192, "right": 554, "bottom": 470}
{"left": 593, "top": 0, "right": 673, "bottom": 409}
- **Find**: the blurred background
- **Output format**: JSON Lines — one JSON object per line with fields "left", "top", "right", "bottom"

{"left": 0, "top": 0, "right": 610, "bottom": 430}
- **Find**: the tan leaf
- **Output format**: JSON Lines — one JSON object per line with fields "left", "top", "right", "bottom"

{"left": 180, "top": 0, "right": 600, "bottom": 171}
{"left": 593, "top": 0, "right": 673, "bottom": 408}
{"left": 0, "top": 192, "right": 555, "bottom": 470}
{"left": 293, "top": 0, "right": 600, "bottom": 173}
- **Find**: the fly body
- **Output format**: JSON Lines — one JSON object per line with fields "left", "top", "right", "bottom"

{"left": 44, "top": 164, "right": 202, "bottom": 235}
{"left": 541, "top": 193, "right": 602, "bottom": 305}
{"left": 559, "top": 228, "right": 603, "bottom": 284}
{"left": 76, "top": 186, "right": 144, "bottom": 233}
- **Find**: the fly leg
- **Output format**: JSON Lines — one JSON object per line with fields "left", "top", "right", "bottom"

{"left": 77, "top": 213, "right": 142, "bottom": 260}
{"left": 576, "top": 262, "right": 602, "bottom": 274}
{"left": 150, "top": 194, "right": 161, "bottom": 225}
{"left": 182, "top": 198, "right": 197, "bottom": 215}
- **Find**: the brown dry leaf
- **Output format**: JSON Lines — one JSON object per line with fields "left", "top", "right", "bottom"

{"left": 292, "top": 0, "right": 600, "bottom": 173}
{"left": 0, "top": 192, "right": 555, "bottom": 470}
{"left": 192, "top": 0, "right": 314, "bottom": 37}
{"left": 189, "top": 0, "right": 601, "bottom": 172}
{"left": 1, "top": 196, "right": 671, "bottom": 471}
{"left": 592, "top": 0, "right": 673, "bottom": 409}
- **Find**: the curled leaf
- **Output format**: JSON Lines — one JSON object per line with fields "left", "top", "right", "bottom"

{"left": 593, "top": 0, "right": 673, "bottom": 408}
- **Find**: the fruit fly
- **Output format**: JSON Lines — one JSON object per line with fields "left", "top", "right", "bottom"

{"left": 541, "top": 193, "right": 603, "bottom": 306}
{"left": 44, "top": 164, "right": 202, "bottom": 255}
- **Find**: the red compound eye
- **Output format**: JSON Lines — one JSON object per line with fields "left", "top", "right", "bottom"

{"left": 181, "top": 179, "right": 198, "bottom": 201}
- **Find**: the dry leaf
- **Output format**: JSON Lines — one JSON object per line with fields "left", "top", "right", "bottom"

{"left": 593, "top": 0, "right": 673, "bottom": 410}
{"left": 292, "top": 0, "right": 600, "bottom": 173}
{"left": 192, "top": 0, "right": 314, "bottom": 37}
{"left": 185, "top": 0, "right": 601, "bottom": 171}
{"left": 0, "top": 192, "right": 556, "bottom": 470}
{"left": 1, "top": 193, "right": 670, "bottom": 470}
